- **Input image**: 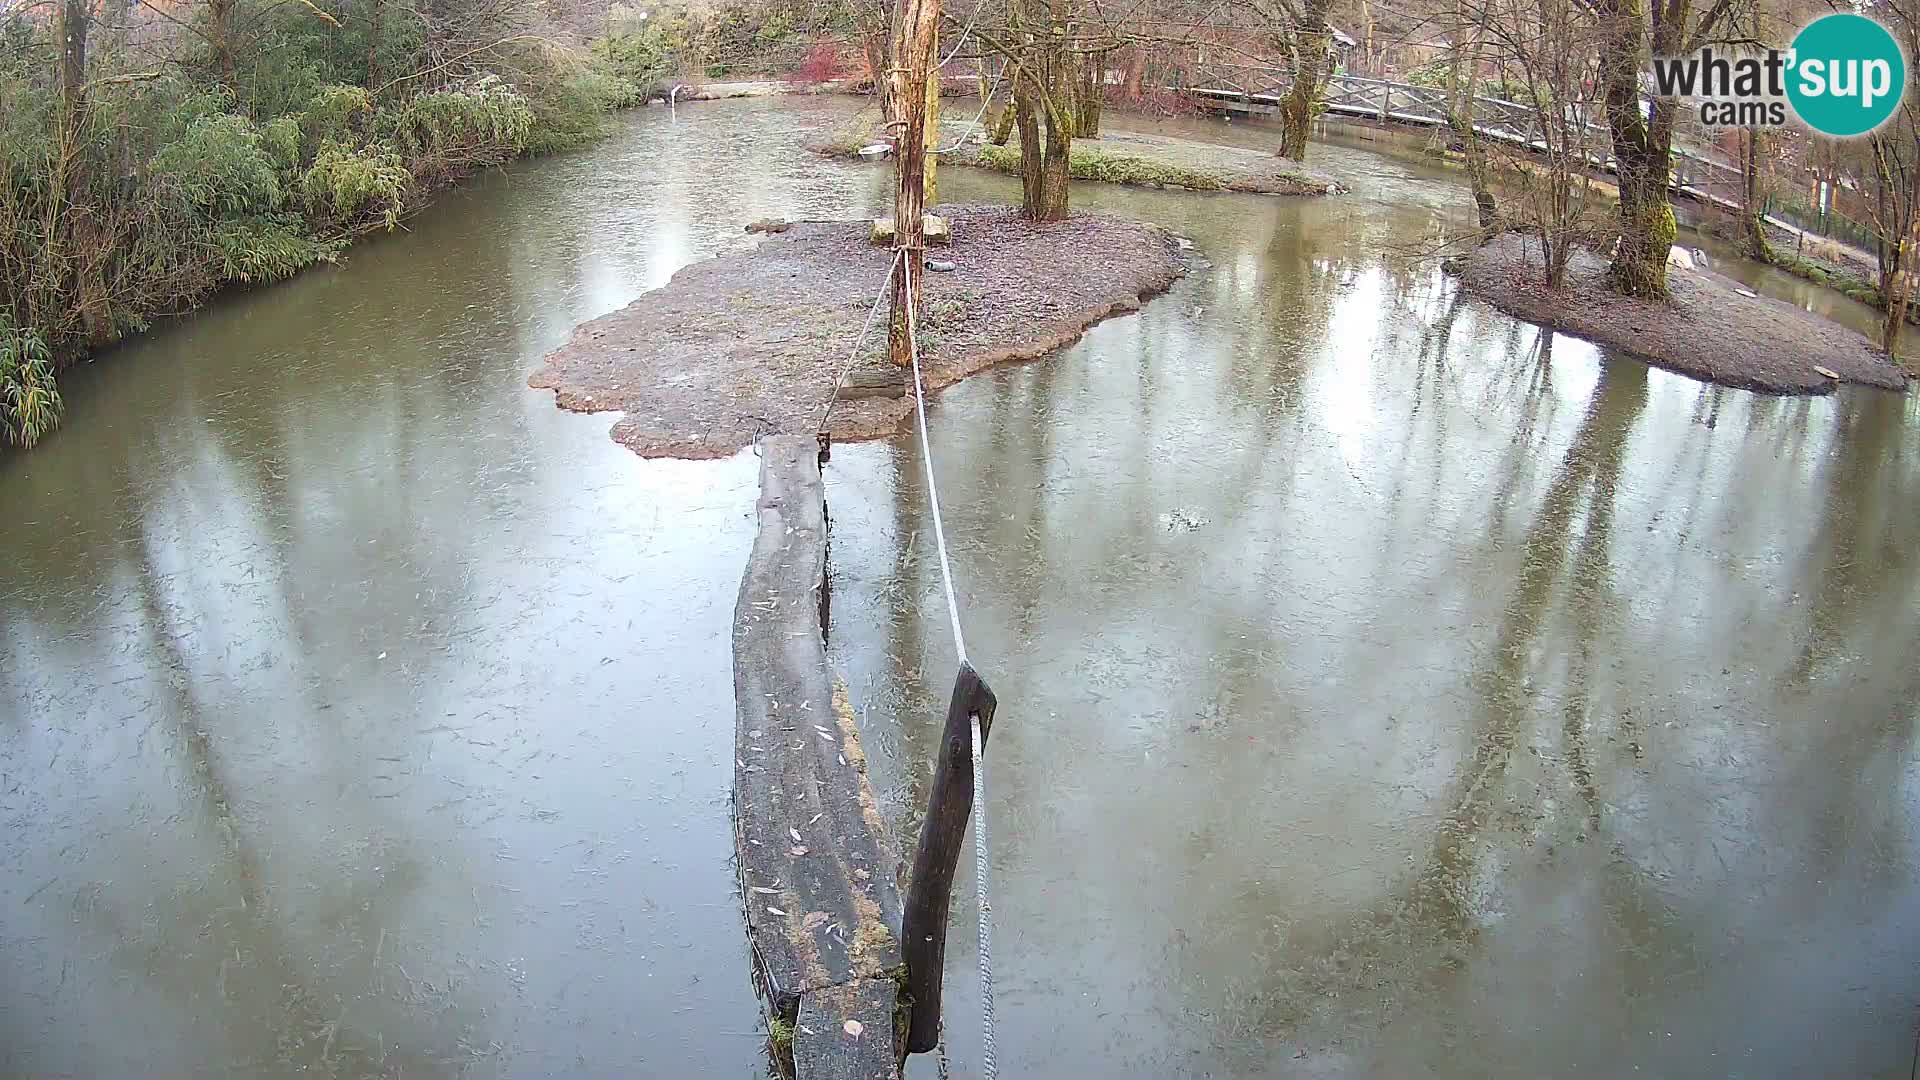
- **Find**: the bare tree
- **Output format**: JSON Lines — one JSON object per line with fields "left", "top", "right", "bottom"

{"left": 1454, "top": 0, "right": 1610, "bottom": 286}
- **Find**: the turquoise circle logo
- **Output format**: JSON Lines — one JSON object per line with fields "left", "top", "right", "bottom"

{"left": 1787, "top": 13, "right": 1906, "bottom": 137}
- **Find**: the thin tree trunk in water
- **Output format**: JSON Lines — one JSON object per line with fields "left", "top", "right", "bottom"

{"left": 1277, "top": 0, "right": 1332, "bottom": 161}
{"left": 866, "top": 29, "right": 893, "bottom": 124}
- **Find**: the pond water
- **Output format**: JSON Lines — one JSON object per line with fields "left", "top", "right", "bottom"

{"left": 3, "top": 97, "right": 1916, "bottom": 1079}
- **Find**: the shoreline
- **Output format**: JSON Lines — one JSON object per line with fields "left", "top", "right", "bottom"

{"left": 1449, "top": 232, "right": 1910, "bottom": 394}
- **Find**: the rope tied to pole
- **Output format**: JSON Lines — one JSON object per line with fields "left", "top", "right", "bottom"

{"left": 816, "top": 248, "right": 907, "bottom": 442}
{"left": 901, "top": 257, "right": 998, "bottom": 1080}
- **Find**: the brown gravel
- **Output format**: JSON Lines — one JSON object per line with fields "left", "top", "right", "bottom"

{"left": 529, "top": 204, "right": 1185, "bottom": 458}
{"left": 1453, "top": 232, "right": 1910, "bottom": 394}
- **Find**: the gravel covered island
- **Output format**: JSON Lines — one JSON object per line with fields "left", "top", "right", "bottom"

{"left": 530, "top": 204, "right": 1187, "bottom": 458}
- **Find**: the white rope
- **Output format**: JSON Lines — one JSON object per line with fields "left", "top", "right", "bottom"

{"left": 970, "top": 711, "right": 997, "bottom": 1080}
{"left": 900, "top": 258, "right": 969, "bottom": 664}
{"left": 932, "top": 62, "right": 1006, "bottom": 156}
{"left": 902, "top": 256, "right": 995, "bottom": 1079}
{"left": 937, "top": 2, "right": 986, "bottom": 69}
{"left": 816, "top": 249, "right": 906, "bottom": 434}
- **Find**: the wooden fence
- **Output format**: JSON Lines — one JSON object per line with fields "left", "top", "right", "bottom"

{"left": 1175, "top": 73, "right": 1813, "bottom": 237}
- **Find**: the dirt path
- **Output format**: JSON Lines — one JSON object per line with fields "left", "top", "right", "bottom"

{"left": 1451, "top": 233, "right": 1911, "bottom": 394}
{"left": 529, "top": 204, "right": 1185, "bottom": 458}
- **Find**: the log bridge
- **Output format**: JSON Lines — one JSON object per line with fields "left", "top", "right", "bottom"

{"left": 732, "top": 435, "right": 906, "bottom": 1080}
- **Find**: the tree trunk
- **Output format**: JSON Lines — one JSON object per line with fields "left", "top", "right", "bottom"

{"left": 1277, "top": 0, "right": 1332, "bottom": 161}
{"left": 1882, "top": 185, "right": 1920, "bottom": 355}
{"left": 209, "top": 0, "right": 238, "bottom": 95}
{"left": 1599, "top": 0, "right": 1679, "bottom": 298}
{"left": 367, "top": 0, "right": 383, "bottom": 94}
{"left": 1013, "top": 65, "right": 1044, "bottom": 213}
{"left": 1035, "top": 109, "right": 1070, "bottom": 219}
{"left": 1445, "top": 17, "right": 1495, "bottom": 229}
{"left": 1741, "top": 128, "right": 1770, "bottom": 261}
{"left": 57, "top": 0, "right": 110, "bottom": 346}
{"left": 886, "top": 0, "right": 938, "bottom": 366}
{"left": 924, "top": 55, "right": 939, "bottom": 204}
{"left": 865, "top": 29, "right": 893, "bottom": 123}
{"left": 1076, "top": 55, "right": 1102, "bottom": 138}
{"left": 988, "top": 100, "right": 1015, "bottom": 144}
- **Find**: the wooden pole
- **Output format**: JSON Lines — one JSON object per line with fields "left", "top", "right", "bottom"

{"left": 901, "top": 661, "right": 997, "bottom": 1054}
{"left": 887, "top": 0, "right": 938, "bottom": 367}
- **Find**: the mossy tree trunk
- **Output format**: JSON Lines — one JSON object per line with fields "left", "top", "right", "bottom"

{"left": 1075, "top": 55, "right": 1102, "bottom": 138}
{"left": 1276, "top": 0, "right": 1333, "bottom": 161}
{"left": 1599, "top": 0, "right": 1737, "bottom": 298}
{"left": 1741, "top": 128, "right": 1771, "bottom": 262}
{"left": 1598, "top": 0, "right": 1676, "bottom": 298}
{"left": 1013, "top": 63, "right": 1045, "bottom": 213}
{"left": 988, "top": 101, "right": 1016, "bottom": 144}
{"left": 1036, "top": 104, "right": 1071, "bottom": 219}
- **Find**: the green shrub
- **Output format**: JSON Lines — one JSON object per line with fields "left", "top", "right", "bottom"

{"left": 262, "top": 115, "right": 303, "bottom": 172}
{"left": 522, "top": 67, "right": 641, "bottom": 154}
{"left": 379, "top": 84, "right": 536, "bottom": 164}
{"left": 0, "top": 320, "right": 61, "bottom": 449}
{"left": 150, "top": 114, "right": 285, "bottom": 215}
{"left": 208, "top": 215, "right": 343, "bottom": 282}
{"left": 302, "top": 84, "right": 376, "bottom": 153}
{"left": 595, "top": 19, "right": 686, "bottom": 95}
{"left": 300, "top": 140, "right": 413, "bottom": 228}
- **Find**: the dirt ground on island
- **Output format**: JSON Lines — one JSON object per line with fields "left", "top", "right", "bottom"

{"left": 1452, "top": 232, "right": 1911, "bottom": 394}
{"left": 529, "top": 204, "right": 1186, "bottom": 458}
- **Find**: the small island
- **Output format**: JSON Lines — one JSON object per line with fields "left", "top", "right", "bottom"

{"left": 529, "top": 204, "right": 1186, "bottom": 457}
{"left": 1451, "top": 233, "right": 1910, "bottom": 394}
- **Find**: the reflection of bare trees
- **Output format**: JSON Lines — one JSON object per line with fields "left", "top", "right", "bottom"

{"left": 1417, "top": 359, "right": 1647, "bottom": 930}
{"left": 123, "top": 539, "right": 454, "bottom": 1078}
{"left": 1782, "top": 392, "right": 1916, "bottom": 691}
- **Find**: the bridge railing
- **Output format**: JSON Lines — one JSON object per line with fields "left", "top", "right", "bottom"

{"left": 1178, "top": 70, "right": 1753, "bottom": 215}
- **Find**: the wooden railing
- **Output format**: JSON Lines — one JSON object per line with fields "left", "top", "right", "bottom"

{"left": 1176, "top": 73, "right": 1769, "bottom": 222}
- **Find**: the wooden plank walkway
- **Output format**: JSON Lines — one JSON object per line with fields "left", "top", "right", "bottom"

{"left": 733, "top": 435, "right": 905, "bottom": 1079}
